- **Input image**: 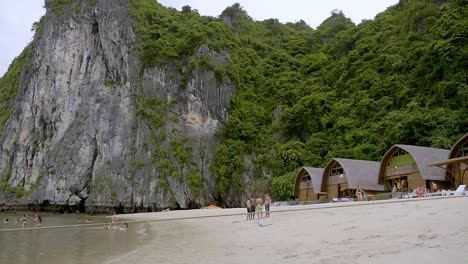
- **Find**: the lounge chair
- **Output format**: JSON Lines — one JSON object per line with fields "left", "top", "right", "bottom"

{"left": 402, "top": 193, "right": 418, "bottom": 199}
{"left": 441, "top": 185, "right": 467, "bottom": 196}
{"left": 424, "top": 191, "right": 443, "bottom": 198}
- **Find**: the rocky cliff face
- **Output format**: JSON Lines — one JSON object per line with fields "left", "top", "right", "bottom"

{"left": 0, "top": 0, "right": 234, "bottom": 212}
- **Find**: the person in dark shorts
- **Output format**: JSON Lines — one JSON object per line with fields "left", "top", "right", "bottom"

{"left": 249, "top": 194, "right": 256, "bottom": 220}
{"left": 246, "top": 197, "right": 252, "bottom": 220}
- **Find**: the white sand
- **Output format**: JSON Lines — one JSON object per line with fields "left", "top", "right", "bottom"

{"left": 106, "top": 196, "right": 468, "bottom": 264}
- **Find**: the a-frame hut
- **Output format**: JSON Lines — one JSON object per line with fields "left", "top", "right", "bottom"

{"left": 294, "top": 167, "right": 325, "bottom": 201}
{"left": 378, "top": 145, "right": 450, "bottom": 191}
{"left": 428, "top": 134, "right": 468, "bottom": 187}
{"left": 322, "top": 158, "right": 383, "bottom": 199}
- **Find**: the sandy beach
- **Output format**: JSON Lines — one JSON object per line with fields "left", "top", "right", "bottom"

{"left": 107, "top": 196, "right": 468, "bottom": 264}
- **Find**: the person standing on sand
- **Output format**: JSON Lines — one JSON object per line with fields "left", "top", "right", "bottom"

{"left": 246, "top": 196, "right": 252, "bottom": 221}
{"left": 250, "top": 195, "right": 256, "bottom": 220}
{"left": 264, "top": 193, "right": 272, "bottom": 218}
{"left": 256, "top": 197, "right": 264, "bottom": 219}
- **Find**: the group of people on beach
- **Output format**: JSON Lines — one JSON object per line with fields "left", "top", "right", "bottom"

{"left": 392, "top": 181, "right": 439, "bottom": 197}
{"left": 3, "top": 213, "right": 42, "bottom": 227}
{"left": 413, "top": 182, "right": 438, "bottom": 197}
{"left": 246, "top": 193, "right": 272, "bottom": 220}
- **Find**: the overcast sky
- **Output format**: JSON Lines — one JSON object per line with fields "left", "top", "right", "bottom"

{"left": 0, "top": 0, "right": 398, "bottom": 78}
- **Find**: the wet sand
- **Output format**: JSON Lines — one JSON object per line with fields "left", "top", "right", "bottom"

{"left": 107, "top": 196, "right": 468, "bottom": 264}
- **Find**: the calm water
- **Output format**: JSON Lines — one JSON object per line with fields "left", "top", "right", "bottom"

{"left": 0, "top": 212, "right": 155, "bottom": 263}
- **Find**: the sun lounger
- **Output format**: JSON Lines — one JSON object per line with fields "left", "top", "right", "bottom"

{"left": 423, "top": 192, "right": 443, "bottom": 198}
{"left": 402, "top": 193, "right": 418, "bottom": 199}
{"left": 332, "top": 198, "right": 353, "bottom": 202}
{"left": 454, "top": 185, "right": 466, "bottom": 196}
{"left": 441, "top": 185, "right": 466, "bottom": 196}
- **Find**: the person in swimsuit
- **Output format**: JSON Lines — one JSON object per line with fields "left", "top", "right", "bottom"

{"left": 21, "top": 215, "right": 27, "bottom": 227}
{"left": 256, "top": 197, "right": 263, "bottom": 219}
{"left": 264, "top": 193, "right": 272, "bottom": 217}
{"left": 33, "top": 214, "right": 42, "bottom": 228}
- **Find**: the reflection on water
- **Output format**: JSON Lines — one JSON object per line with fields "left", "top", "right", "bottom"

{"left": 0, "top": 212, "right": 154, "bottom": 263}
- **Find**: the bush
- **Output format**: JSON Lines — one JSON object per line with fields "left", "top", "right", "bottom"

{"left": 269, "top": 171, "right": 296, "bottom": 201}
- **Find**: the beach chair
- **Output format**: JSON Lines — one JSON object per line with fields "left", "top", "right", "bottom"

{"left": 441, "top": 185, "right": 466, "bottom": 196}
{"left": 424, "top": 192, "right": 442, "bottom": 198}
{"left": 402, "top": 193, "right": 418, "bottom": 199}
{"left": 454, "top": 185, "right": 467, "bottom": 196}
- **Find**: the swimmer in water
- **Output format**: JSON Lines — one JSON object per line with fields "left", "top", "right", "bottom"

{"left": 21, "top": 215, "right": 27, "bottom": 226}
{"left": 33, "top": 214, "right": 42, "bottom": 228}
{"left": 119, "top": 223, "right": 129, "bottom": 231}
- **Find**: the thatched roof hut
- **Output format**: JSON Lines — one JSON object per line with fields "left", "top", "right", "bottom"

{"left": 294, "top": 167, "right": 325, "bottom": 200}
{"left": 428, "top": 134, "right": 468, "bottom": 186}
{"left": 322, "top": 158, "right": 383, "bottom": 198}
{"left": 379, "top": 144, "right": 449, "bottom": 190}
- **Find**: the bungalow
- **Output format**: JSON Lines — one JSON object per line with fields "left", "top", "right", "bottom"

{"left": 293, "top": 167, "right": 325, "bottom": 201}
{"left": 378, "top": 145, "right": 450, "bottom": 191}
{"left": 322, "top": 158, "right": 384, "bottom": 199}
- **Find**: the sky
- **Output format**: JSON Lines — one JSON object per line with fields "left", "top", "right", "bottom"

{"left": 0, "top": 0, "right": 398, "bottom": 78}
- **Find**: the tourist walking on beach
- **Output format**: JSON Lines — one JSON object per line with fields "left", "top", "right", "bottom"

{"left": 246, "top": 196, "right": 252, "bottom": 220}
{"left": 256, "top": 197, "right": 264, "bottom": 219}
{"left": 250, "top": 195, "right": 256, "bottom": 220}
{"left": 264, "top": 193, "right": 271, "bottom": 218}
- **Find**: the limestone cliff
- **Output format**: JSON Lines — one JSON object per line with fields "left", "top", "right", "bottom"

{"left": 0, "top": 0, "right": 235, "bottom": 212}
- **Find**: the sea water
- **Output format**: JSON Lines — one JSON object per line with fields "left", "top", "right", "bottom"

{"left": 0, "top": 212, "right": 155, "bottom": 263}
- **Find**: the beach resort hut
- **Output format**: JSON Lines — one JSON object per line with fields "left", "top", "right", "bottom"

{"left": 294, "top": 167, "right": 326, "bottom": 201}
{"left": 428, "top": 133, "right": 468, "bottom": 187}
{"left": 378, "top": 145, "right": 450, "bottom": 191}
{"left": 322, "top": 158, "right": 384, "bottom": 199}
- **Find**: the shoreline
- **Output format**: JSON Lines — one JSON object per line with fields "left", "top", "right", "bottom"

{"left": 106, "top": 195, "right": 468, "bottom": 264}
{"left": 117, "top": 195, "right": 468, "bottom": 221}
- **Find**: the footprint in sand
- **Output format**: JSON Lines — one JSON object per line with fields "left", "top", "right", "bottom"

{"left": 418, "top": 233, "right": 437, "bottom": 240}
{"left": 365, "top": 234, "right": 382, "bottom": 239}
{"left": 283, "top": 254, "right": 299, "bottom": 259}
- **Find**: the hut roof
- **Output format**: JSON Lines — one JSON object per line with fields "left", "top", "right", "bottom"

{"left": 387, "top": 145, "right": 449, "bottom": 181}
{"left": 328, "top": 158, "right": 384, "bottom": 191}
{"left": 449, "top": 133, "right": 468, "bottom": 159}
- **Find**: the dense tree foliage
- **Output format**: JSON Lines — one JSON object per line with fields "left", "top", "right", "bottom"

{"left": 128, "top": 0, "right": 468, "bottom": 199}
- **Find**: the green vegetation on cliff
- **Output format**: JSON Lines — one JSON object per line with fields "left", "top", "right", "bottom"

{"left": 128, "top": 0, "right": 468, "bottom": 200}
{"left": 0, "top": 45, "right": 33, "bottom": 137}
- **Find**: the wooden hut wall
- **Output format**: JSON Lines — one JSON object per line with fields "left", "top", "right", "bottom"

{"left": 406, "top": 172, "right": 425, "bottom": 190}
{"left": 323, "top": 160, "right": 350, "bottom": 199}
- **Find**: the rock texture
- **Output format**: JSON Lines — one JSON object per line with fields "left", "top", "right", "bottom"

{"left": 0, "top": 0, "right": 234, "bottom": 212}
